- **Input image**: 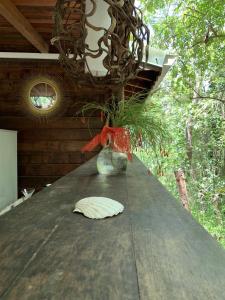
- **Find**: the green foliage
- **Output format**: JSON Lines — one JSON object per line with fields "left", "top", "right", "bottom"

{"left": 79, "top": 93, "right": 168, "bottom": 150}
{"left": 31, "top": 96, "right": 54, "bottom": 109}
{"left": 138, "top": 0, "right": 225, "bottom": 247}
{"left": 141, "top": 0, "right": 225, "bottom": 102}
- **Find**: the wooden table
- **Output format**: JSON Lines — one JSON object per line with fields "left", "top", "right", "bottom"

{"left": 0, "top": 157, "right": 225, "bottom": 300}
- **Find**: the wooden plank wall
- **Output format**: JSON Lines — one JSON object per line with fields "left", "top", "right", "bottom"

{"left": 0, "top": 60, "right": 107, "bottom": 195}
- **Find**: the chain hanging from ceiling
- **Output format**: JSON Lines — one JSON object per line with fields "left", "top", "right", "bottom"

{"left": 51, "top": 0, "right": 150, "bottom": 86}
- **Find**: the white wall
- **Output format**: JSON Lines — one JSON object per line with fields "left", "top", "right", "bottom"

{"left": 0, "top": 129, "right": 17, "bottom": 211}
{"left": 85, "top": 0, "right": 111, "bottom": 76}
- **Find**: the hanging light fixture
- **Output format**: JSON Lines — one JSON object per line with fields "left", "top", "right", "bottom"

{"left": 51, "top": 0, "right": 150, "bottom": 87}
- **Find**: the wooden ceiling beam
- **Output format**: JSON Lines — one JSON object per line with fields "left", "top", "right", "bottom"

{"left": 124, "top": 89, "right": 135, "bottom": 94}
{"left": 0, "top": 0, "right": 49, "bottom": 53}
{"left": 136, "top": 76, "right": 153, "bottom": 82}
{"left": 126, "top": 83, "right": 146, "bottom": 90}
{"left": 12, "top": 0, "right": 56, "bottom": 7}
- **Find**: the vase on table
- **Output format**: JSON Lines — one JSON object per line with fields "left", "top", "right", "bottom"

{"left": 97, "top": 146, "right": 127, "bottom": 175}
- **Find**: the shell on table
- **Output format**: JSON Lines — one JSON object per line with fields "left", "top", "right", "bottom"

{"left": 73, "top": 197, "right": 124, "bottom": 219}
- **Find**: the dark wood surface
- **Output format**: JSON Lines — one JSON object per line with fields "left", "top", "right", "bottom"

{"left": 0, "top": 61, "right": 106, "bottom": 193}
{"left": 0, "top": 0, "right": 78, "bottom": 53}
{"left": 0, "top": 156, "right": 225, "bottom": 300}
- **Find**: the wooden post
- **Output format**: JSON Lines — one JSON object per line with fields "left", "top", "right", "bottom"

{"left": 174, "top": 169, "right": 189, "bottom": 210}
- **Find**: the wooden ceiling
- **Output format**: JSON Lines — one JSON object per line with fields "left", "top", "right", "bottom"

{"left": 0, "top": 0, "right": 63, "bottom": 53}
{"left": 0, "top": 0, "right": 161, "bottom": 96}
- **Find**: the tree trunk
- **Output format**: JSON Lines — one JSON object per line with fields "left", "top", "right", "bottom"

{"left": 185, "top": 76, "right": 202, "bottom": 178}
{"left": 175, "top": 169, "right": 189, "bottom": 210}
{"left": 185, "top": 117, "right": 193, "bottom": 163}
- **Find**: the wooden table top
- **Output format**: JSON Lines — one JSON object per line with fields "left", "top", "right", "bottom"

{"left": 0, "top": 157, "right": 225, "bottom": 300}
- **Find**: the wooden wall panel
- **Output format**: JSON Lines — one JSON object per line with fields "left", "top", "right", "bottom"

{"left": 0, "top": 60, "right": 107, "bottom": 195}
{"left": 18, "top": 151, "right": 98, "bottom": 164}
{"left": 0, "top": 117, "right": 102, "bottom": 129}
{"left": 18, "top": 128, "right": 101, "bottom": 141}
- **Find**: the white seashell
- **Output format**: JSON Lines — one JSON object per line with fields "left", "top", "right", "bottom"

{"left": 73, "top": 197, "right": 124, "bottom": 219}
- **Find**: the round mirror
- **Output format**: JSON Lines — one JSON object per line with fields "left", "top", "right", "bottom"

{"left": 30, "top": 82, "right": 57, "bottom": 110}
{"left": 22, "top": 76, "right": 63, "bottom": 119}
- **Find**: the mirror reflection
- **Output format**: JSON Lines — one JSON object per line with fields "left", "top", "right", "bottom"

{"left": 30, "top": 82, "right": 57, "bottom": 110}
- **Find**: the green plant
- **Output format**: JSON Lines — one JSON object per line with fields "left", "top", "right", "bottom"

{"left": 79, "top": 93, "right": 168, "bottom": 150}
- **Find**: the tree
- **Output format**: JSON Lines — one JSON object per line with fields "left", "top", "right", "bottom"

{"left": 138, "top": 0, "right": 225, "bottom": 247}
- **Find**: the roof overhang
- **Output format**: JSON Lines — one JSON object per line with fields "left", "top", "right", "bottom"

{"left": 144, "top": 47, "right": 177, "bottom": 93}
{"left": 0, "top": 48, "right": 176, "bottom": 98}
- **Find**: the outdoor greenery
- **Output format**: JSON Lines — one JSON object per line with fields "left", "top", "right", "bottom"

{"left": 138, "top": 0, "right": 225, "bottom": 247}
{"left": 31, "top": 96, "right": 55, "bottom": 109}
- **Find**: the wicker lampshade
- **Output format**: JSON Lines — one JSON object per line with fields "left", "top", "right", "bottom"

{"left": 51, "top": 0, "right": 149, "bottom": 86}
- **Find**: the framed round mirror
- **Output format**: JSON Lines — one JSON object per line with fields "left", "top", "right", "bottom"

{"left": 22, "top": 76, "right": 63, "bottom": 119}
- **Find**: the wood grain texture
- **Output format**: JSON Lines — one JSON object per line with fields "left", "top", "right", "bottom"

{"left": 126, "top": 159, "right": 225, "bottom": 300}
{"left": 0, "top": 0, "right": 49, "bottom": 53}
{"left": 0, "top": 0, "right": 80, "bottom": 53}
{"left": 0, "top": 156, "right": 224, "bottom": 299}
{"left": 0, "top": 61, "right": 105, "bottom": 192}
{"left": 18, "top": 128, "right": 101, "bottom": 141}
{"left": 18, "top": 163, "right": 80, "bottom": 176}
{"left": 12, "top": 0, "right": 57, "bottom": 7}
{"left": 0, "top": 117, "right": 103, "bottom": 129}
{"left": 18, "top": 151, "right": 98, "bottom": 164}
